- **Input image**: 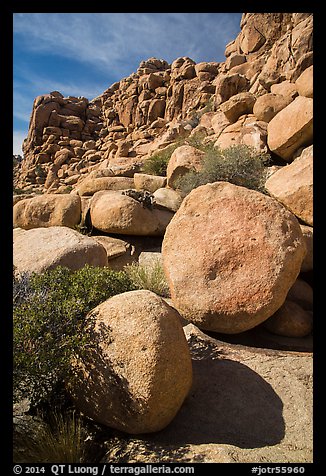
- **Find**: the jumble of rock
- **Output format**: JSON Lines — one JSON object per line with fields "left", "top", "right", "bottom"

{"left": 13, "top": 13, "right": 313, "bottom": 462}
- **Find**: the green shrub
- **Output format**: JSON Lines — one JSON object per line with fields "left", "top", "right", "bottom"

{"left": 13, "top": 265, "right": 135, "bottom": 406}
{"left": 124, "top": 260, "right": 170, "bottom": 298}
{"left": 141, "top": 143, "right": 180, "bottom": 176}
{"left": 175, "top": 144, "right": 271, "bottom": 195}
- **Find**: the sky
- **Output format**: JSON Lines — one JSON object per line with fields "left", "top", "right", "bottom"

{"left": 13, "top": 12, "right": 243, "bottom": 155}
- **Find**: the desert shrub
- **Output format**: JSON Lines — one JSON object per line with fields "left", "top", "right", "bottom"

{"left": 124, "top": 260, "right": 170, "bottom": 298}
{"left": 13, "top": 265, "right": 135, "bottom": 406}
{"left": 141, "top": 143, "right": 180, "bottom": 176}
{"left": 175, "top": 144, "right": 271, "bottom": 195}
{"left": 14, "top": 409, "right": 93, "bottom": 463}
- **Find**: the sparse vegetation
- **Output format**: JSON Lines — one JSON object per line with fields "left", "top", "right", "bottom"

{"left": 141, "top": 143, "right": 180, "bottom": 176}
{"left": 13, "top": 265, "right": 135, "bottom": 407}
{"left": 175, "top": 144, "right": 271, "bottom": 196}
{"left": 14, "top": 409, "right": 94, "bottom": 463}
{"left": 124, "top": 260, "right": 170, "bottom": 298}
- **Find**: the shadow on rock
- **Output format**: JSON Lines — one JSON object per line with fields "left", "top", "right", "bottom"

{"left": 149, "top": 356, "right": 285, "bottom": 449}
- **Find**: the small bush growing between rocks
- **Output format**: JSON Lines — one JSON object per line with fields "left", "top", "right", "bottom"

{"left": 142, "top": 143, "right": 180, "bottom": 176}
{"left": 13, "top": 265, "right": 136, "bottom": 406}
{"left": 14, "top": 409, "right": 92, "bottom": 463}
{"left": 124, "top": 260, "right": 170, "bottom": 298}
{"left": 175, "top": 144, "right": 271, "bottom": 196}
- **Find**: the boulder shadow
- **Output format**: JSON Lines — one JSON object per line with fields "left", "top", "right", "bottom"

{"left": 149, "top": 356, "right": 285, "bottom": 449}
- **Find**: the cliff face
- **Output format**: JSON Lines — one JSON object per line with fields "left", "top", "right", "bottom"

{"left": 15, "top": 13, "right": 313, "bottom": 193}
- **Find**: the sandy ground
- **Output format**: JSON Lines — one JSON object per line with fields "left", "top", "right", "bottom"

{"left": 103, "top": 324, "right": 313, "bottom": 463}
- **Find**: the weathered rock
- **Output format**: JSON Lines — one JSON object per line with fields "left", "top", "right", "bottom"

{"left": 153, "top": 188, "right": 183, "bottom": 212}
{"left": 13, "top": 194, "right": 81, "bottom": 229}
{"left": 90, "top": 190, "right": 173, "bottom": 236}
{"left": 195, "top": 62, "right": 219, "bottom": 81}
{"left": 256, "top": 15, "right": 312, "bottom": 90}
{"left": 166, "top": 145, "right": 205, "bottom": 189}
{"left": 265, "top": 145, "right": 313, "bottom": 225}
{"left": 162, "top": 182, "right": 306, "bottom": 334}
{"left": 263, "top": 300, "right": 313, "bottom": 338}
{"left": 270, "top": 80, "right": 298, "bottom": 99}
{"left": 287, "top": 279, "right": 313, "bottom": 311}
{"left": 70, "top": 290, "right": 192, "bottom": 434}
{"left": 214, "top": 115, "right": 268, "bottom": 152}
{"left": 13, "top": 194, "right": 35, "bottom": 206}
{"left": 134, "top": 173, "right": 167, "bottom": 193}
{"left": 210, "top": 111, "right": 231, "bottom": 135}
{"left": 253, "top": 93, "right": 293, "bottom": 122}
{"left": 295, "top": 65, "right": 313, "bottom": 98}
{"left": 225, "top": 53, "right": 246, "bottom": 70}
{"left": 108, "top": 157, "right": 144, "bottom": 178}
{"left": 214, "top": 73, "right": 250, "bottom": 106}
{"left": 13, "top": 226, "right": 107, "bottom": 274}
{"left": 76, "top": 177, "right": 135, "bottom": 196}
{"left": 92, "top": 235, "right": 136, "bottom": 270}
{"left": 54, "top": 148, "right": 74, "bottom": 167}
{"left": 300, "top": 225, "right": 313, "bottom": 272}
{"left": 267, "top": 96, "right": 313, "bottom": 160}
{"left": 220, "top": 92, "right": 256, "bottom": 123}
{"left": 138, "top": 250, "right": 162, "bottom": 268}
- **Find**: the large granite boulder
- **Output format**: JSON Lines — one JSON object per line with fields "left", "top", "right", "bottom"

{"left": 90, "top": 190, "right": 173, "bottom": 236}
{"left": 70, "top": 290, "right": 193, "bottom": 434}
{"left": 13, "top": 194, "right": 81, "bottom": 229}
{"left": 162, "top": 182, "right": 306, "bottom": 333}
{"left": 13, "top": 226, "right": 107, "bottom": 274}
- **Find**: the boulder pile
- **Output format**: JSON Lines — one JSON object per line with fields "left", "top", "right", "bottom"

{"left": 13, "top": 13, "right": 313, "bottom": 448}
{"left": 14, "top": 14, "right": 312, "bottom": 196}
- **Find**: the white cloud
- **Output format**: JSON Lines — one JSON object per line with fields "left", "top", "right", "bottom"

{"left": 13, "top": 13, "right": 242, "bottom": 75}
{"left": 13, "top": 13, "right": 242, "bottom": 147}
{"left": 13, "top": 130, "right": 27, "bottom": 155}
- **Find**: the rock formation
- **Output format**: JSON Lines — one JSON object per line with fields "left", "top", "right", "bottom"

{"left": 13, "top": 11, "right": 313, "bottom": 335}
{"left": 14, "top": 13, "right": 313, "bottom": 196}
{"left": 13, "top": 13, "right": 313, "bottom": 455}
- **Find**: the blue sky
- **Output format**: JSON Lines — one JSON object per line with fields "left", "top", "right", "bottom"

{"left": 13, "top": 13, "right": 243, "bottom": 155}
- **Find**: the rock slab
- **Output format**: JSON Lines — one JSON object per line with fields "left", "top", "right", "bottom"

{"left": 267, "top": 96, "right": 313, "bottom": 160}
{"left": 265, "top": 145, "right": 313, "bottom": 225}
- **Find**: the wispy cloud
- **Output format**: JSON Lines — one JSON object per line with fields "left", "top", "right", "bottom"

{"left": 13, "top": 13, "right": 242, "bottom": 148}
{"left": 13, "top": 13, "right": 242, "bottom": 76}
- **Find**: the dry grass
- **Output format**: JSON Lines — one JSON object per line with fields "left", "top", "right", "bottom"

{"left": 124, "top": 260, "right": 170, "bottom": 298}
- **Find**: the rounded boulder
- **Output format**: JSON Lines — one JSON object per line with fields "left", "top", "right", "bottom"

{"left": 13, "top": 226, "right": 107, "bottom": 274}
{"left": 162, "top": 182, "right": 306, "bottom": 334}
{"left": 90, "top": 190, "right": 173, "bottom": 236}
{"left": 70, "top": 290, "right": 193, "bottom": 434}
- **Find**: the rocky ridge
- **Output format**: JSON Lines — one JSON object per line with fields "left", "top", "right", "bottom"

{"left": 14, "top": 13, "right": 313, "bottom": 194}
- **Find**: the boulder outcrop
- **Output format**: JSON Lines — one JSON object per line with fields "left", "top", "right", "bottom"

{"left": 15, "top": 14, "right": 313, "bottom": 200}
